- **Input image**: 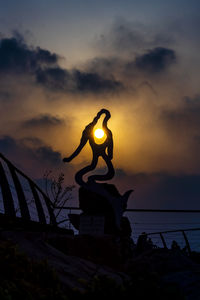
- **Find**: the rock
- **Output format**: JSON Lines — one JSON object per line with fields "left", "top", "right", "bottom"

{"left": 0, "top": 230, "right": 129, "bottom": 291}
{"left": 126, "top": 248, "right": 198, "bottom": 275}
{"left": 163, "top": 270, "right": 200, "bottom": 300}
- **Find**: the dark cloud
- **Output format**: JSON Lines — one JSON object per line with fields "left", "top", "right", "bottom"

{"left": 73, "top": 70, "right": 122, "bottom": 93}
{"left": 22, "top": 114, "right": 65, "bottom": 128}
{"left": 161, "top": 95, "right": 200, "bottom": 130}
{"left": 0, "top": 33, "right": 174, "bottom": 95}
{"left": 20, "top": 137, "right": 44, "bottom": 148}
{"left": 0, "top": 91, "right": 12, "bottom": 101}
{"left": 146, "top": 173, "right": 200, "bottom": 209}
{"left": 86, "top": 47, "right": 176, "bottom": 84}
{"left": 96, "top": 19, "right": 173, "bottom": 56}
{"left": 91, "top": 20, "right": 177, "bottom": 83}
{"left": 34, "top": 146, "right": 61, "bottom": 165}
{"left": 0, "top": 135, "right": 16, "bottom": 153}
{"left": 115, "top": 170, "right": 200, "bottom": 209}
{"left": 134, "top": 47, "right": 176, "bottom": 73}
{"left": 86, "top": 57, "right": 123, "bottom": 77}
{"left": 0, "top": 135, "right": 62, "bottom": 168}
{"left": 0, "top": 35, "right": 58, "bottom": 74}
{"left": 36, "top": 67, "right": 70, "bottom": 91}
{"left": 98, "top": 23, "right": 146, "bottom": 54}
{"left": 0, "top": 34, "right": 123, "bottom": 94}
{"left": 36, "top": 66, "right": 122, "bottom": 93}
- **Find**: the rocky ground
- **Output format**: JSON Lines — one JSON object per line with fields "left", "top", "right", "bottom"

{"left": 0, "top": 229, "right": 200, "bottom": 299}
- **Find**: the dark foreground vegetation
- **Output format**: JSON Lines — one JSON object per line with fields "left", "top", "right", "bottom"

{"left": 0, "top": 239, "right": 65, "bottom": 300}
{"left": 1, "top": 230, "right": 200, "bottom": 300}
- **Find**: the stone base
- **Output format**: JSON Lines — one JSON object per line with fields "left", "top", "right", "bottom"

{"left": 79, "top": 215, "right": 105, "bottom": 235}
{"left": 69, "top": 213, "right": 132, "bottom": 237}
{"left": 69, "top": 182, "right": 133, "bottom": 236}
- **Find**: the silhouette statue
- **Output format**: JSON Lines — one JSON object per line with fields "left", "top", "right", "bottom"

{"left": 63, "top": 108, "right": 114, "bottom": 186}
{"left": 63, "top": 109, "right": 133, "bottom": 233}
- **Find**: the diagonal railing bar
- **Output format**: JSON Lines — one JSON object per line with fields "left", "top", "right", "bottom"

{"left": 0, "top": 161, "right": 16, "bottom": 217}
{"left": 42, "top": 193, "right": 57, "bottom": 225}
{"left": 145, "top": 227, "right": 200, "bottom": 235}
{"left": 145, "top": 227, "right": 200, "bottom": 254}
{"left": 182, "top": 230, "right": 192, "bottom": 255}
{"left": 0, "top": 152, "right": 57, "bottom": 226}
{"left": 28, "top": 180, "right": 46, "bottom": 224}
{"left": 159, "top": 233, "right": 167, "bottom": 248}
{"left": 6, "top": 161, "right": 30, "bottom": 220}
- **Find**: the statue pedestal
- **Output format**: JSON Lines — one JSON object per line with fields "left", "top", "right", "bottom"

{"left": 69, "top": 182, "right": 133, "bottom": 237}
{"left": 79, "top": 215, "right": 104, "bottom": 235}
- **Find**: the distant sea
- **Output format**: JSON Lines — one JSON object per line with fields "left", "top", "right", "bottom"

{"left": 124, "top": 211, "right": 200, "bottom": 251}
{"left": 60, "top": 207, "right": 200, "bottom": 252}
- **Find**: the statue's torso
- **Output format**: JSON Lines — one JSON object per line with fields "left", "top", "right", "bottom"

{"left": 84, "top": 124, "right": 112, "bottom": 156}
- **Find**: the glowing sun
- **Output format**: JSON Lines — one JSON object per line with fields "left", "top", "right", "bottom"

{"left": 94, "top": 128, "right": 104, "bottom": 139}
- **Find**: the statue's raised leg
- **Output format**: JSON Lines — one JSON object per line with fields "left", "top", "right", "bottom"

{"left": 88, "top": 154, "right": 115, "bottom": 182}
{"left": 75, "top": 156, "right": 98, "bottom": 186}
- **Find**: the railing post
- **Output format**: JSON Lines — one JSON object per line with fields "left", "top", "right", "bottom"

{"left": 182, "top": 230, "right": 192, "bottom": 255}
{"left": 160, "top": 233, "right": 167, "bottom": 248}
{"left": 0, "top": 162, "right": 15, "bottom": 217}
{"left": 7, "top": 162, "right": 30, "bottom": 221}
{"left": 28, "top": 180, "right": 46, "bottom": 224}
{"left": 42, "top": 194, "right": 57, "bottom": 226}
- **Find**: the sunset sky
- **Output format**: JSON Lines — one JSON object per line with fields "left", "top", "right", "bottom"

{"left": 1, "top": 0, "right": 200, "bottom": 209}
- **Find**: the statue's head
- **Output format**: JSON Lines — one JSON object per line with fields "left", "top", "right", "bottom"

{"left": 91, "top": 109, "right": 111, "bottom": 126}
{"left": 97, "top": 109, "right": 111, "bottom": 120}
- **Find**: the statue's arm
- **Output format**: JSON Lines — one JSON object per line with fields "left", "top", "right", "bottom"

{"left": 63, "top": 131, "right": 88, "bottom": 162}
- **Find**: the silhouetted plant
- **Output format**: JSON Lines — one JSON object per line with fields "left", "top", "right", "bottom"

{"left": 43, "top": 170, "right": 75, "bottom": 225}
{"left": 171, "top": 240, "right": 181, "bottom": 250}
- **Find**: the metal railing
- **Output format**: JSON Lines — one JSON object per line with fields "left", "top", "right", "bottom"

{"left": 0, "top": 153, "right": 56, "bottom": 225}
{"left": 1, "top": 151, "right": 200, "bottom": 253}
{"left": 59, "top": 206, "right": 200, "bottom": 251}
{"left": 140, "top": 227, "right": 200, "bottom": 254}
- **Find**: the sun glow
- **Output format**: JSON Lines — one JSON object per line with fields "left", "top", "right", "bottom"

{"left": 94, "top": 128, "right": 104, "bottom": 139}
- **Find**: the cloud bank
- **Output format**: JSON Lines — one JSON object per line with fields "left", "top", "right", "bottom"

{"left": 0, "top": 20, "right": 200, "bottom": 208}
